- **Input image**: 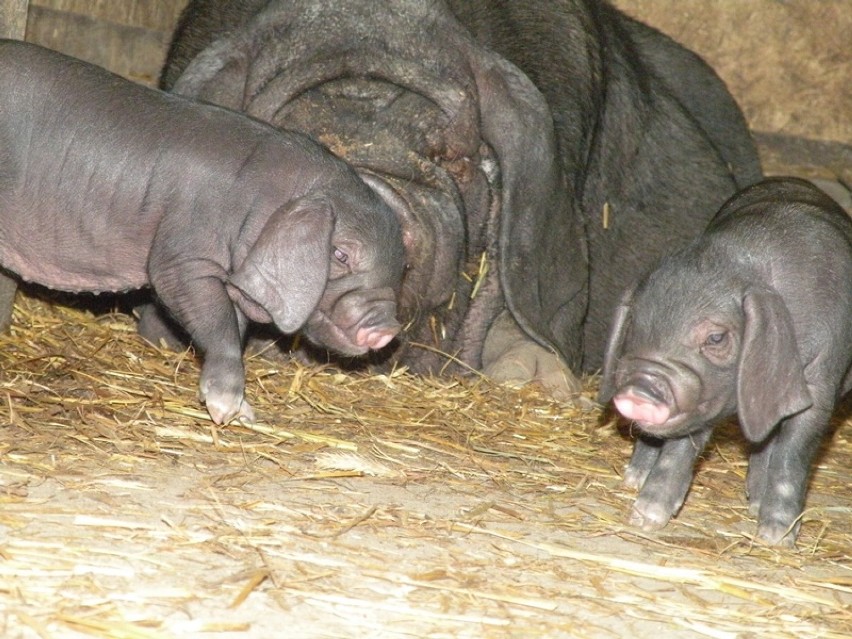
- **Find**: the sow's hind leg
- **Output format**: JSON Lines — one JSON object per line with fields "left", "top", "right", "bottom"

{"left": 0, "top": 271, "right": 18, "bottom": 332}
{"left": 482, "top": 310, "right": 582, "bottom": 401}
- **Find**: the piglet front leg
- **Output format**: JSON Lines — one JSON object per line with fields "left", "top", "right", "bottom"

{"left": 628, "top": 428, "right": 713, "bottom": 531}
{"left": 197, "top": 303, "right": 254, "bottom": 425}
{"left": 623, "top": 435, "right": 663, "bottom": 490}
{"left": 149, "top": 256, "right": 254, "bottom": 425}
{"left": 199, "top": 338, "right": 255, "bottom": 425}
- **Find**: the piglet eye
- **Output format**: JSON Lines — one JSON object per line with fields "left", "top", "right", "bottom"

{"left": 333, "top": 247, "right": 348, "bottom": 264}
{"left": 705, "top": 331, "right": 727, "bottom": 346}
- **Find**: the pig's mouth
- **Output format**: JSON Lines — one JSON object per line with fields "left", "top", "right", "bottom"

{"left": 304, "top": 309, "right": 399, "bottom": 358}
{"left": 304, "top": 310, "right": 368, "bottom": 356}
{"left": 611, "top": 376, "right": 693, "bottom": 436}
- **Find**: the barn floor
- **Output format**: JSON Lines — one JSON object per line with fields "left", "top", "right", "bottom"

{"left": 1, "top": 291, "right": 850, "bottom": 639}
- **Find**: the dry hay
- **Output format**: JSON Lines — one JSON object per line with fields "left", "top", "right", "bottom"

{"left": 1, "top": 293, "right": 850, "bottom": 639}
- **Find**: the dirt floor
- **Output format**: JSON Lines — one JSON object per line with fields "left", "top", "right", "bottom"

{"left": 0, "top": 281, "right": 850, "bottom": 639}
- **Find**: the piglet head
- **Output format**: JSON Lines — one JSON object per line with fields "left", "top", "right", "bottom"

{"left": 227, "top": 181, "right": 405, "bottom": 358}
{"left": 303, "top": 231, "right": 405, "bottom": 357}
{"left": 603, "top": 313, "right": 739, "bottom": 439}
{"left": 598, "top": 253, "right": 813, "bottom": 442}
{"left": 299, "top": 175, "right": 406, "bottom": 357}
{"left": 600, "top": 306, "right": 739, "bottom": 438}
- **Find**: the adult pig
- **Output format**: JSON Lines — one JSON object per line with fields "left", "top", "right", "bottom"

{"left": 0, "top": 40, "right": 404, "bottom": 424}
{"left": 598, "top": 178, "right": 852, "bottom": 545}
{"left": 149, "top": 0, "right": 761, "bottom": 399}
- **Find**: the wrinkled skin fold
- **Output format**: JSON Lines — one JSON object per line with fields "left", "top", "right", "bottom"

{"left": 145, "top": 0, "right": 761, "bottom": 400}
{"left": 599, "top": 178, "right": 852, "bottom": 546}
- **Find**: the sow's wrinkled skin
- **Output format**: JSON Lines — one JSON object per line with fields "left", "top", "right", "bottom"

{"left": 598, "top": 178, "right": 852, "bottom": 546}
{"left": 0, "top": 40, "right": 404, "bottom": 425}
{"left": 140, "top": 0, "right": 761, "bottom": 400}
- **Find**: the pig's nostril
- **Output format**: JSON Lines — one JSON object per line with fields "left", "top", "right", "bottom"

{"left": 370, "top": 332, "right": 394, "bottom": 350}
{"left": 627, "top": 378, "right": 667, "bottom": 405}
{"left": 356, "top": 326, "right": 398, "bottom": 350}
{"left": 619, "top": 371, "right": 672, "bottom": 404}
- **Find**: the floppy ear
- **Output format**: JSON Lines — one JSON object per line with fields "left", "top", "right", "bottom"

{"left": 737, "top": 288, "right": 812, "bottom": 442}
{"left": 597, "top": 285, "right": 636, "bottom": 404}
{"left": 171, "top": 35, "right": 250, "bottom": 109}
{"left": 228, "top": 200, "right": 334, "bottom": 334}
{"left": 471, "top": 53, "right": 588, "bottom": 370}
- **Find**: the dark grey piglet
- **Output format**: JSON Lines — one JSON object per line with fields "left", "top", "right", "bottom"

{"left": 0, "top": 40, "right": 405, "bottom": 425}
{"left": 598, "top": 177, "right": 852, "bottom": 545}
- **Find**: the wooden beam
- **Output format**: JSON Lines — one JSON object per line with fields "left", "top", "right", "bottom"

{"left": 28, "top": 0, "right": 187, "bottom": 33}
{"left": 25, "top": 5, "right": 171, "bottom": 86}
{"left": 0, "top": 0, "right": 28, "bottom": 39}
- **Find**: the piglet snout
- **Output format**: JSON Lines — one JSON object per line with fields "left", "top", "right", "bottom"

{"left": 614, "top": 391, "right": 670, "bottom": 425}
{"left": 350, "top": 297, "right": 400, "bottom": 351}
{"left": 356, "top": 324, "right": 399, "bottom": 350}
{"left": 613, "top": 380, "right": 671, "bottom": 426}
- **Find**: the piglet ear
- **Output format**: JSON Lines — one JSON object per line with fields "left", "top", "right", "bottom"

{"left": 737, "top": 288, "right": 812, "bottom": 442}
{"left": 228, "top": 200, "right": 333, "bottom": 334}
{"left": 597, "top": 285, "right": 636, "bottom": 404}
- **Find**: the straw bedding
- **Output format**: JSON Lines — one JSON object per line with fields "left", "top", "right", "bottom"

{"left": 1, "top": 291, "right": 849, "bottom": 639}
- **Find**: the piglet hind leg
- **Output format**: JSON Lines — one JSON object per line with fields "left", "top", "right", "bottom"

{"left": 629, "top": 428, "right": 713, "bottom": 531}
{"left": 0, "top": 272, "right": 18, "bottom": 333}
{"left": 136, "top": 301, "right": 190, "bottom": 351}
{"left": 749, "top": 406, "right": 833, "bottom": 547}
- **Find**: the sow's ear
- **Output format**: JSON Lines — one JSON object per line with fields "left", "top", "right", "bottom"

{"left": 597, "top": 285, "right": 636, "bottom": 404}
{"left": 472, "top": 52, "right": 588, "bottom": 370}
{"left": 737, "top": 288, "right": 812, "bottom": 442}
{"left": 171, "top": 35, "right": 250, "bottom": 109}
{"left": 228, "top": 199, "right": 334, "bottom": 334}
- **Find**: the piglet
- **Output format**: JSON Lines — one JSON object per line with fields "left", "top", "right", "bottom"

{"left": 598, "top": 177, "right": 852, "bottom": 545}
{"left": 0, "top": 40, "right": 405, "bottom": 424}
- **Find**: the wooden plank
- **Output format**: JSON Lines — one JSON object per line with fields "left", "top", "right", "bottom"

{"left": 0, "top": 0, "right": 29, "bottom": 39}
{"left": 28, "top": 0, "right": 187, "bottom": 33}
{"left": 25, "top": 5, "right": 170, "bottom": 86}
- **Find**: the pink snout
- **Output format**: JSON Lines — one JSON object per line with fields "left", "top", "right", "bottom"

{"left": 355, "top": 325, "right": 398, "bottom": 350}
{"left": 613, "top": 389, "right": 671, "bottom": 426}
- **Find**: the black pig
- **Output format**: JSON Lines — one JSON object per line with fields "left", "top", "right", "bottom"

{"left": 599, "top": 178, "right": 852, "bottom": 545}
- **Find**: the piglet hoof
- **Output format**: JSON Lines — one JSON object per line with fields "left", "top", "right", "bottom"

{"left": 747, "top": 499, "right": 762, "bottom": 518}
{"left": 204, "top": 394, "right": 256, "bottom": 426}
{"left": 623, "top": 465, "right": 648, "bottom": 491}
{"left": 756, "top": 518, "right": 799, "bottom": 548}
{"left": 628, "top": 500, "right": 673, "bottom": 532}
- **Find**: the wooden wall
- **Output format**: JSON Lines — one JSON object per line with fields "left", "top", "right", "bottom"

{"left": 23, "top": 0, "right": 188, "bottom": 85}
{"left": 0, "top": 0, "right": 27, "bottom": 38}
{"left": 613, "top": 0, "right": 851, "bottom": 146}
